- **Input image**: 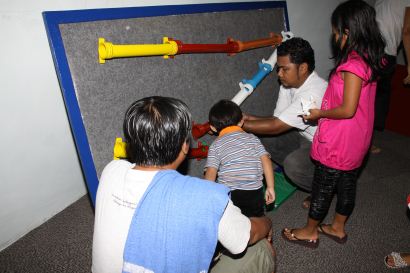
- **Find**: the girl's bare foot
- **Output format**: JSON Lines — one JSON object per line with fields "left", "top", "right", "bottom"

{"left": 282, "top": 227, "right": 318, "bottom": 241}
{"left": 282, "top": 228, "right": 319, "bottom": 248}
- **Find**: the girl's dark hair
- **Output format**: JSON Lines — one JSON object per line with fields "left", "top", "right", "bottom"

{"left": 123, "top": 96, "right": 191, "bottom": 166}
{"left": 209, "top": 100, "right": 242, "bottom": 132}
{"left": 330, "top": 0, "right": 385, "bottom": 82}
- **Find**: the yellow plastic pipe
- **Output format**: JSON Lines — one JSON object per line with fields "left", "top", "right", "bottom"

{"left": 113, "top": 137, "right": 127, "bottom": 160}
{"left": 99, "top": 37, "right": 178, "bottom": 63}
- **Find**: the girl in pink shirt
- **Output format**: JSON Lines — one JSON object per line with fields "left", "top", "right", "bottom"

{"left": 283, "top": 0, "right": 385, "bottom": 248}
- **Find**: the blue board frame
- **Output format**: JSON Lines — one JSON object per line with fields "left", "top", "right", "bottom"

{"left": 43, "top": 1, "right": 289, "bottom": 206}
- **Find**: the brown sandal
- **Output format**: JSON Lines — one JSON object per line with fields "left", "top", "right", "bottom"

{"left": 317, "top": 224, "right": 347, "bottom": 244}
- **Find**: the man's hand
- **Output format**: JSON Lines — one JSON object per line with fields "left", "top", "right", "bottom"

{"left": 267, "top": 227, "right": 273, "bottom": 243}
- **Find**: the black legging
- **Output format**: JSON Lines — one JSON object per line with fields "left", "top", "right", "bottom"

{"left": 309, "top": 161, "right": 360, "bottom": 221}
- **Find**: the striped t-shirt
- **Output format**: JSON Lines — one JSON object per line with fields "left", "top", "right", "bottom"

{"left": 205, "top": 126, "right": 270, "bottom": 190}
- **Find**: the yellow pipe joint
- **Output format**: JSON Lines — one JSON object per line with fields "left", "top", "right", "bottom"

{"left": 113, "top": 137, "right": 127, "bottom": 160}
{"left": 99, "top": 37, "right": 178, "bottom": 63}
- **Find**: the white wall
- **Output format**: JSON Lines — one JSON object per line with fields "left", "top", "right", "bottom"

{"left": 286, "top": 0, "right": 343, "bottom": 77}
{"left": 0, "top": 0, "right": 342, "bottom": 251}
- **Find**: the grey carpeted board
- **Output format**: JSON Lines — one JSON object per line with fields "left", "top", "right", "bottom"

{"left": 1, "top": 131, "right": 409, "bottom": 273}
{"left": 59, "top": 8, "right": 287, "bottom": 179}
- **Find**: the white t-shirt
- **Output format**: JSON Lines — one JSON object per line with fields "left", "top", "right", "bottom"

{"left": 273, "top": 71, "right": 327, "bottom": 141}
{"left": 92, "top": 160, "right": 251, "bottom": 273}
{"left": 375, "top": 0, "right": 410, "bottom": 56}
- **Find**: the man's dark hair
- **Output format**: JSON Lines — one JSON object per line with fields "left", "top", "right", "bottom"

{"left": 277, "top": 37, "right": 315, "bottom": 72}
{"left": 123, "top": 96, "right": 192, "bottom": 166}
{"left": 209, "top": 100, "right": 242, "bottom": 132}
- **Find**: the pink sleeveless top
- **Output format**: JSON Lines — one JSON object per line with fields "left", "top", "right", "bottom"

{"left": 311, "top": 52, "right": 376, "bottom": 171}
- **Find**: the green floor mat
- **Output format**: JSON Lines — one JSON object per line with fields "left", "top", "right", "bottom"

{"left": 265, "top": 171, "right": 297, "bottom": 212}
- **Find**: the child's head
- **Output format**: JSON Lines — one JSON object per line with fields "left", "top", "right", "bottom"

{"left": 277, "top": 37, "right": 315, "bottom": 73}
{"left": 123, "top": 96, "right": 192, "bottom": 166}
{"left": 209, "top": 100, "right": 242, "bottom": 133}
{"left": 330, "top": 0, "right": 385, "bottom": 81}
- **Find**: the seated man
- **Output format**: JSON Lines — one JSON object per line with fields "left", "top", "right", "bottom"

{"left": 92, "top": 96, "right": 275, "bottom": 273}
{"left": 243, "top": 37, "right": 327, "bottom": 207}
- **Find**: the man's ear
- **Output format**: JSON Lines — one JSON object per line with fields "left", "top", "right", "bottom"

{"left": 299, "top": 63, "right": 309, "bottom": 74}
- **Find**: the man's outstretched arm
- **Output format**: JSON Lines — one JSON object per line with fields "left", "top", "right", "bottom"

{"left": 243, "top": 117, "right": 292, "bottom": 135}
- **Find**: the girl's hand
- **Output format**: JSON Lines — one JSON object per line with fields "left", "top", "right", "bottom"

{"left": 303, "top": 108, "right": 321, "bottom": 122}
{"left": 265, "top": 187, "right": 276, "bottom": 205}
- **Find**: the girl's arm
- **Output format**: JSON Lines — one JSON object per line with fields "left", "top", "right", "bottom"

{"left": 204, "top": 167, "right": 218, "bottom": 182}
{"left": 304, "top": 72, "right": 363, "bottom": 121}
{"left": 261, "top": 154, "right": 275, "bottom": 205}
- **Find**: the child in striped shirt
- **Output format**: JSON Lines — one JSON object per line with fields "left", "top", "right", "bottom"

{"left": 205, "top": 100, "right": 275, "bottom": 217}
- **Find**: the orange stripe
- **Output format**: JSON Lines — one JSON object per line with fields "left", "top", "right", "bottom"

{"left": 219, "top": 126, "right": 244, "bottom": 137}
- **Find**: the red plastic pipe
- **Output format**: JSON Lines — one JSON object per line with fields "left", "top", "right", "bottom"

{"left": 188, "top": 141, "right": 209, "bottom": 160}
{"left": 170, "top": 33, "right": 282, "bottom": 55}
{"left": 192, "top": 122, "right": 211, "bottom": 140}
{"left": 175, "top": 39, "right": 239, "bottom": 54}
